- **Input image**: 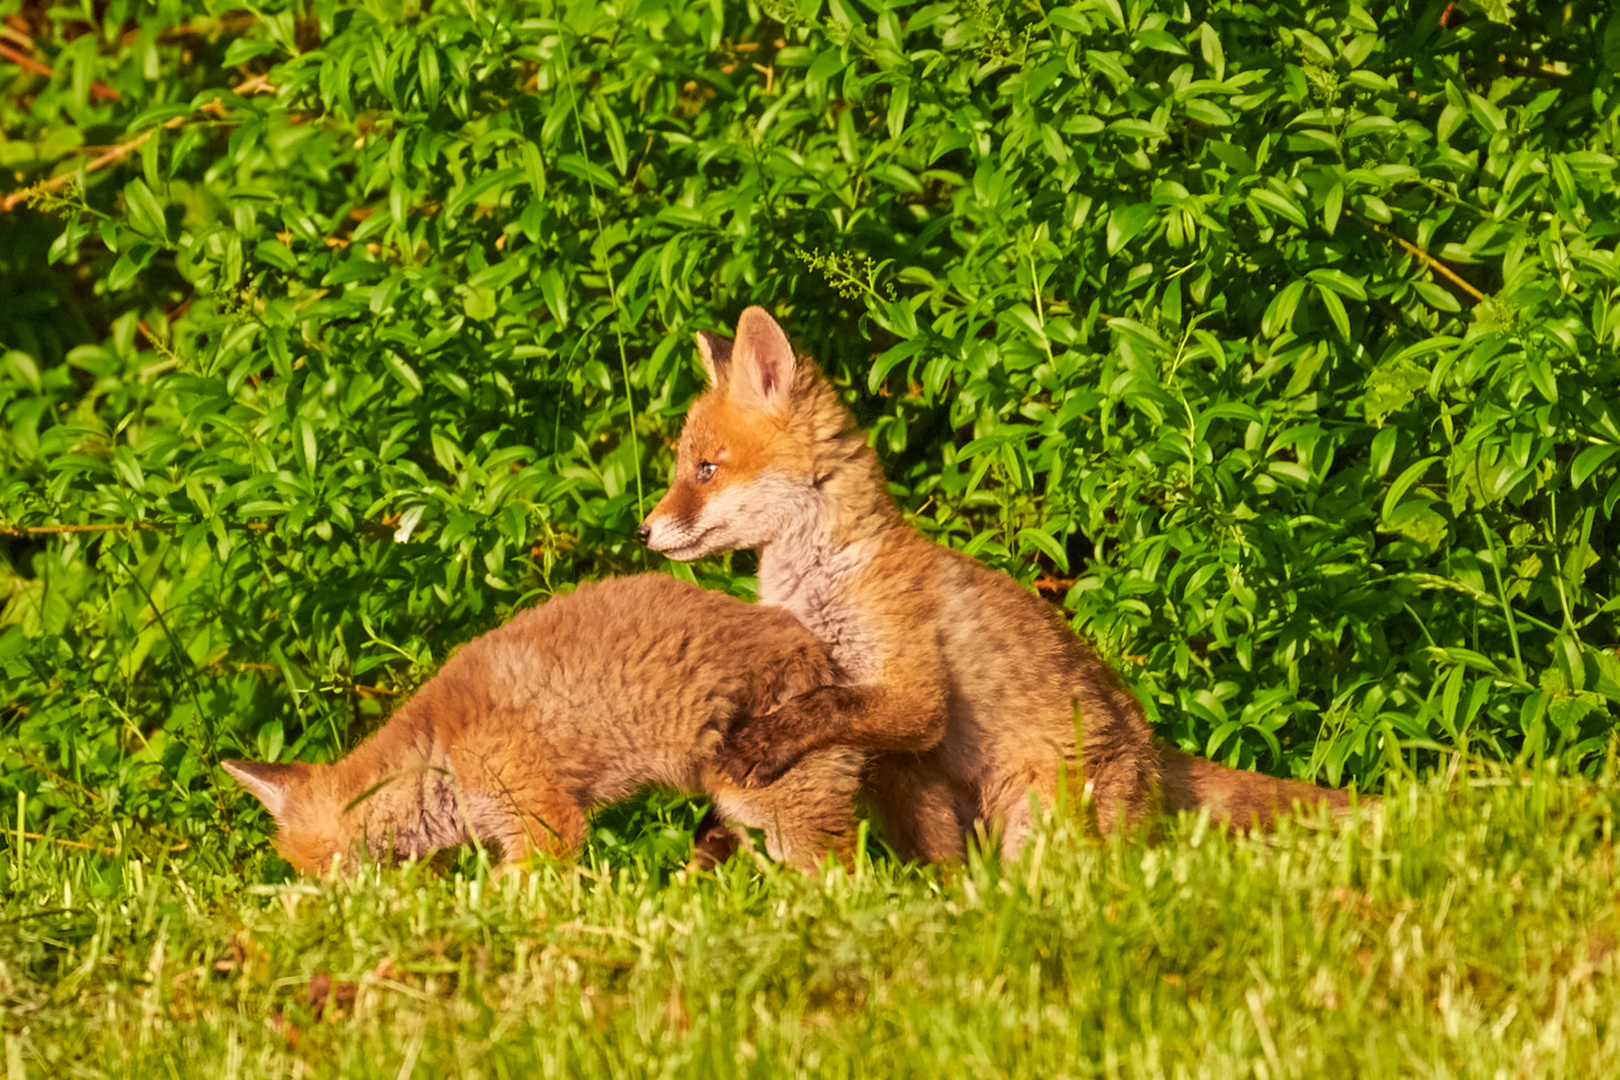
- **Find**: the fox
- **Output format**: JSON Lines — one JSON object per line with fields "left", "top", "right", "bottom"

{"left": 222, "top": 575, "right": 863, "bottom": 874}
{"left": 639, "top": 307, "right": 1359, "bottom": 861}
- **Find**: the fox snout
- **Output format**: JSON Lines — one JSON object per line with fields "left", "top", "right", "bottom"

{"left": 636, "top": 513, "right": 682, "bottom": 551}
{"left": 638, "top": 485, "right": 702, "bottom": 557}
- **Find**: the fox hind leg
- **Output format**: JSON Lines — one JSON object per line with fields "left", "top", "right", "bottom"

{"left": 862, "top": 754, "right": 968, "bottom": 864}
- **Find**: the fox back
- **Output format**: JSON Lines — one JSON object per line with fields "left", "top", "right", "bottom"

{"left": 225, "top": 575, "right": 863, "bottom": 873}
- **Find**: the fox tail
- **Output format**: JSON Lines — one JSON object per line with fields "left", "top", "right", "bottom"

{"left": 1157, "top": 747, "right": 1366, "bottom": 830}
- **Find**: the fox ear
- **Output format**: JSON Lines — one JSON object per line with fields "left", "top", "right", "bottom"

{"left": 730, "top": 306, "right": 795, "bottom": 415}
{"left": 223, "top": 759, "right": 308, "bottom": 819}
{"left": 694, "top": 330, "right": 733, "bottom": 387}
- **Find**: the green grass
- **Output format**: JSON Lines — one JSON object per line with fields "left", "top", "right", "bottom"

{"left": 3, "top": 770, "right": 1617, "bottom": 1079}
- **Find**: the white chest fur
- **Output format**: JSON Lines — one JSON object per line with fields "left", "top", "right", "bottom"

{"left": 759, "top": 533, "right": 882, "bottom": 685}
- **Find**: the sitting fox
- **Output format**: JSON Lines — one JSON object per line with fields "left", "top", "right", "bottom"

{"left": 640, "top": 307, "right": 1358, "bottom": 860}
{"left": 223, "top": 575, "right": 862, "bottom": 874}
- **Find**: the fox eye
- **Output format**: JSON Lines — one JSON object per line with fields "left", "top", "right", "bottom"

{"left": 695, "top": 461, "right": 717, "bottom": 483}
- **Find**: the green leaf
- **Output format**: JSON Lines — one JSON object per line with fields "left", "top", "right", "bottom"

{"left": 869, "top": 338, "right": 926, "bottom": 393}
{"left": 296, "top": 417, "right": 318, "bottom": 474}
{"left": 1134, "top": 28, "right": 1187, "bottom": 55}
{"left": 382, "top": 351, "right": 423, "bottom": 396}
{"left": 124, "top": 178, "right": 168, "bottom": 239}
{"left": 1261, "top": 280, "right": 1306, "bottom": 337}
{"left": 1411, "top": 280, "right": 1462, "bottom": 312}
{"left": 446, "top": 167, "right": 524, "bottom": 220}
{"left": 1199, "top": 23, "right": 1225, "bottom": 81}
{"left": 1369, "top": 427, "right": 1399, "bottom": 477}
{"left": 1307, "top": 268, "right": 1367, "bottom": 300}
{"left": 1017, "top": 527, "right": 1069, "bottom": 573}
{"left": 886, "top": 80, "right": 911, "bottom": 140}
{"left": 1248, "top": 188, "right": 1308, "bottom": 229}
{"left": 1572, "top": 445, "right": 1620, "bottom": 489}
{"left": 1316, "top": 283, "right": 1351, "bottom": 340}
{"left": 1322, "top": 180, "right": 1344, "bottom": 235}
{"left": 420, "top": 45, "right": 442, "bottom": 110}
{"left": 1183, "top": 99, "right": 1233, "bottom": 127}
{"left": 1107, "top": 203, "right": 1157, "bottom": 256}
{"left": 1468, "top": 92, "right": 1508, "bottom": 135}
{"left": 600, "top": 103, "right": 629, "bottom": 176}
{"left": 1381, "top": 456, "right": 1440, "bottom": 523}
{"left": 255, "top": 240, "right": 298, "bottom": 273}
{"left": 1109, "top": 119, "right": 1167, "bottom": 141}
{"left": 538, "top": 267, "right": 569, "bottom": 325}
{"left": 1523, "top": 354, "right": 1558, "bottom": 403}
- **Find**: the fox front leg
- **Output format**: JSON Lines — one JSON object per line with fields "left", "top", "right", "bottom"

{"left": 717, "top": 681, "right": 947, "bottom": 788}
{"left": 716, "top": 694, "right": 842, "bottom": 787}
{"left": 450, "top": 747, "right": 587, "bottom": 866}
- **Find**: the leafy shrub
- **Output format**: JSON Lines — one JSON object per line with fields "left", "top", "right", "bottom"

{"left": 2, "top": 0, "right": 1618, "bottom": 855}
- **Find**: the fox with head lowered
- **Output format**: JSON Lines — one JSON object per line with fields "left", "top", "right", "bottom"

{"left": 224, "top": 575, "right": 863, "bottom": 874}
{"left": 640, "top": 307, "right": 1359, "bottom": 861}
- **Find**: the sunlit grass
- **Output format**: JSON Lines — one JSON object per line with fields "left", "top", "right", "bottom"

{"left": 3, "top": 769, "right": 1616, "bottom": 1078}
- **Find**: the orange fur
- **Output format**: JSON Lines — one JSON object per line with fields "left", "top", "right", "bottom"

{"left": 642, "top": 308, "right": 1362, "bottom": 859}
{"left": 224, "top": 576, "right": 863, "bottom": 873}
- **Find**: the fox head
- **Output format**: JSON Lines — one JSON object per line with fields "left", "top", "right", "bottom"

{"left": 639, "top": 306, "right": 871, "bottom": 559}
{"left": 223, "top": 758, "right": 367, "bottom": 874}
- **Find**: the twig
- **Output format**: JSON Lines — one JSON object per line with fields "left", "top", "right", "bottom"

{"left": 234, "top": 73, "right": 277, "bottom": 95}
{"left": 1359, "top": 218, "right": 1486, "bottom": 303}
{"left": 0, "top": 24, "right": 35, "bottom": 50}
{"left": 1, "top": 131, "right": 153, "bottom": 212}
{"left": 150, "top": 12, "right": 263, "bottom": 43}
{"left": 0, "top": 40, "right": 121, "bottom": 101}
{"left": 19, "top": 832, "right": 119, "bottom": 856}
{"left": 1, "top": 108, "right": 230, "bottom": 213}
{"left": 1389, "top": 234, "right": 1485, "bottom": 301}
{"left": 0, "top": 522, "right": 155, "bottom": 536}
{"left": 0, "top": 40, "right": 48, "bottom": 77}
{"left": 9, "top": 746, "right": 101, "bottom": 803}
{"left": 355, "top": 685, "right": 400, "bottom": 698}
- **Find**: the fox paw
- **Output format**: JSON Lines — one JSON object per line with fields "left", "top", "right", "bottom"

{"left": 684, "top": 805, "right": 742, "bottom": 870}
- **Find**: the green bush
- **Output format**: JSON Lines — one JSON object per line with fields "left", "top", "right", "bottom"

{"left": 2, "top": 0, "right": 1619, "bottom": 856}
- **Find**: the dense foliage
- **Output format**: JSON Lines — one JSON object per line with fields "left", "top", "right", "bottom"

{"left": 3, "top": 0, "right": 1620, "bottom": 861}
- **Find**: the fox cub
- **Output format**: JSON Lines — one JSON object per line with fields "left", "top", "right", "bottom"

{"left": 224, "top": 575, "right": 862, "bottom": 873}
{"left": 640, "top": 307, "right": 1357, "bottom": 860}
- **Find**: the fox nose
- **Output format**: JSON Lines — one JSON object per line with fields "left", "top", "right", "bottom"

{"left": 636, "top": 520, "right": 651, "bottom": 541}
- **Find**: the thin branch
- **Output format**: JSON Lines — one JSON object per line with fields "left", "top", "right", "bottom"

{"left": 0, "top": 40, "right": 121, "bottom": 101}
{"left": 0, "top": 40, "right": 49, "bottom": 77}
{"left": 18, "top": 832, "right": 119, "bottom": 856}
{"left": 355, "top": 685, "right": 401, "bottom": 698}
{"left": 2, "top": 99, "right": 253, "bottom": 214}
{"left": 150, "top": 12, "right": 263, "bottom": 43}
{"left": 0, "top": 520, "right": 275, "bottom": 537}
{"left": 1, "top": 130, "right": 154, "bottom": 212}
{"left": 234, "top": 73, "right": 277, "bottom": 95}
{"left": 0, "top": 522, "right": 154, "bottom": 537}
{"left": 1359, "top": 218, "right": 1486, "bottom": 303}
{"left": 0, "top": 24, "right": 36, "bottom": 50}
{"left": 1389, "top": 234, "right": 1486, "bottom": 302}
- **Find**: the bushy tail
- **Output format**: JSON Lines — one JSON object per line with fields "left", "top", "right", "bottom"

{"left": 1157, "top": 747, "right": 1362, "bottom": 831}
